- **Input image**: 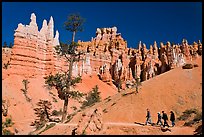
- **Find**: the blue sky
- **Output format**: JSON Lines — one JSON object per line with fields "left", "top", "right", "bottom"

{"left": 2, "top": 2, "right": 202, "bottom": 48}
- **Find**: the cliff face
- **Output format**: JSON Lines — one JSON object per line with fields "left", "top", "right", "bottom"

{"left": 77, "top": 27, "right": 132, "bottom": 88}
{"left": 8, "top": 13, "right": 65, "bottom": 78}
{"left": 2, "top": 47, "right": 12, "bottom": 67}
{"left": 77, "top": 28, "right": 202, "bottom": 89}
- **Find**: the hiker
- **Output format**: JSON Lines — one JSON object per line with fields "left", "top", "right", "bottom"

{"left": 170, "top": 111, "right": 175, "bottom": 127}
{"left": 156, "top": 112, "right": 163, "bottom": 126}
{"left": 162, "top": 111, "right": 170, "bottom": 128}
{"left": 145, "top": 108, "right": 152, "bottom": 125}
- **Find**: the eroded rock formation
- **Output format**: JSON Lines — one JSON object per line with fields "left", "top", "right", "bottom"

{"left": 8, "top": 13, "right": 65, "bottom": 78}
{"left": 77, "top": 26, "right": 131, "bottom": 89}
{"left": 3, "top": 13, "right": 202, "bottom": 90}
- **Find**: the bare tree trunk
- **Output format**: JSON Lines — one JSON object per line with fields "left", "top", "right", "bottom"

{"left": 61, "top": 57, "right": 74, "bottom": 123}
{"left": 61, "top": 31, "right": 76, "bottom": 123}
{"left": 61, "top": 97, "right": 69, "bottom": 122}
{"left": 135, "top": 78, "right": 139, "bottom": 93}
{"left": 72, "top": 31, "right": 76, "bottom": 42}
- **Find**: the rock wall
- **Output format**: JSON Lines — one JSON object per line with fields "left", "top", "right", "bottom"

{"left": 77, "top": 32, "right": 202, "bottom": 89}
{"left": 77, "top": 27, "right": 131, "bottom": 87}
{"left": 2, "top": 47, "right": 12, "bottom": 68}
{"left": 8, "top": 13, "right": 66, "bottom": 78}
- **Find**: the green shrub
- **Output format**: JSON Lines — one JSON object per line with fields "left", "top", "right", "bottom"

{"left": 21, "top": 79, "right": 32, "bottom": 102}
{"left": 193, "top": 112, "right": 202, "bottom": 122}
{"left": 3, "top": 62, "right": 10, "bottom": 69}
{"left": 184, "top": 112, "right": 201, "bottom": 127}
{"left": 178, "top": 109, "right": 202, "bottom": 127}
{"left": 2, "top": 100, "right": 8, "bottom": 117}
{"left": 65, "top": 112, "right": 77, "bottom": 123}
{"left": 81, "top": 85, "right": 101, "bottom": 109}
{"left": 183, "top": 108, "right": 198, "bottom": 115}
{"left": 3, "top": 118, "right": 14, "bottom": 127}
{"left": 122, "top": 93, "right": 128, "bottom": 96}
{"left": 194, "top": 124, "right": 202, "bottom": 135}
{"left": 184, "top": 120, "right": 195, "bottom": 126}
{"left": 52, "top": 109, "right": 63, "bottom": 116}
{"left": 182, "top": 64, "right": 193, "bottom": 69}
{"left": 2, "top": 129, "right": 14, "bottom": 135}
{"left": 38, "top": 123, "right": 56, "bottom": 135}
{"left": 33, "top": 100, "right": 53, "bottom": 129}
{"left": 177, "top": 108, "right": 198, "bottom": 121}
{"left": 71, "top": 106, "right": 77, "bottom": 111}
{"left": 52, "top": 97, "right": 58, "bottom": 102}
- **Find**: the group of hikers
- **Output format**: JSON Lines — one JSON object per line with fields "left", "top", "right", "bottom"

{"left": 145, "top": 108, "right": 175, "bottom": 128}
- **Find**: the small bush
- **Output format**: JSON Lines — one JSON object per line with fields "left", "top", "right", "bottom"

{"left": 33, "top": 121, "right": 45, "bottom": 130}
{"left": 194, "top": 124, "right": 202, "bottom": 135}
{"left": 66, "top": 115, "right": 73, "bottom": 123}
{"left": 122, "top": 93, "right": 128, "bottom": 96}
{"left": 2, "top": 100, "right": 8, "bottom": 117}
{"left": 3, "top": 118, "right": 14, "bottom": 127}
{"left": 183, "top": 108, "right": 198, "bottom": 115}
{"left": 33, "top": 100, "right": 53, "bottom": 129}
{"left": 178, "top": 108, "right": 202, "bottom": 127}
{"left": 193, "top": 112, "right": 202, "bottom": 122}
{"left": 182, "top": 64, "right": 193, "bottom": 69}
{"left": 177, "top": 108, "right": 198, "bottom": 121}
{"left": 3, "top": 62, "right": 10, "bottom": 69}
{"left": 65, "top": 112, "right": 77, "bottom": 123}
{"left": 52, "top": 110, "right": 61, "bottom": 116}
{"left": 2, "top": 129, "right": 14, "bottom": 135}
{"left": 81, "top": 85, "right": 101, "bottom": 109}
{"left": 49, "top": 91, "right": 56, "bottom": 96}
{"left": 21, "top": 79, "right": 32, "bottom": 102}
{"left": 183, "top": 112, "right": 202, "bottom": 126}
{"left": 184, "top": 120, "right": 195, "bottom": 126}
{"left": 71, "top": 106, "right": 77, "bottom": 111}
{"left": 38, "top": 123, "right": 56, "bottom": 135}
{"left": 52, "top": 97, "right": 58, "bottom": 102}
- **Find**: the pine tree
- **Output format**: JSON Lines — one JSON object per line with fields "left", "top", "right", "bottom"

{"left": 81, "top": 85, "right": 101, "bottom": 109}
{"left": 135, "top": 78, "right": 141, "bottom": 93}
{"left": 3, "top": 42, "right": 7, "bottom": 48}
{"left": 33, "top": 100, "right": 52, "bottom": 129}
{"left": 9, "top": 43, "right": 13, "bottom": 48}
{"left": 45, "top": 13, "right": 85, "bottom": 123}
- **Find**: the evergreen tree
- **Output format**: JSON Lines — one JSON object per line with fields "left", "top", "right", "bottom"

{"left": 45, "top": 13, "right": 85, "bottom": 123}
{"left": 33, "top": 100, "right": 52, "bottom": 129}
{"left": 135, "top": 78, "right": 141, "bottom": 93}
{"left": 3, "top": 42, "right": 7, "bottom": 48}
{"left": 9, "top": 43, "right": 13, "bottom": 48}
{"left": 81, "top": 85, "right": 101, "bottom": 109}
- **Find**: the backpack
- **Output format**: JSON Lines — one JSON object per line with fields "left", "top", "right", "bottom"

{"left": 163, "top": 113, "right": 168, "bottom": 120}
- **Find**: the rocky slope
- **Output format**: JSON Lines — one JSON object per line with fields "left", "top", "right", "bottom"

{"left": 51, "top": 56, "right": 201, "bottom": 135}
